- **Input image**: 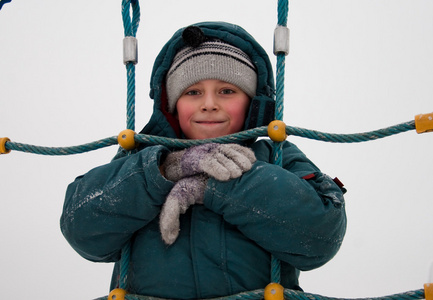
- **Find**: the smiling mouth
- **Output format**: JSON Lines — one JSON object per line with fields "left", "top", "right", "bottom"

{"left": 195, "top": 121, "right": 225, "bottom": 124}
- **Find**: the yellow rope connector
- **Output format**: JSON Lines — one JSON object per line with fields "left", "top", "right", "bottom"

{"left": 264, "top": 282, "right": 285, "bottom": 300}
{"left": 108, "top": 288, "right": 127, "bottom": 300}
{"left": 415, "top": 113, "right": 433, "bottom": 134}
{"left": 268, "top": 120, "right": 287, "bottom": 142}
{"left": 118, "top": 129, "right": 137, "bottom": 150}
{"left": 0, "top": 137, "right": 11, "bottom": 154}
{"left": 425, "top": 283, "right": 433, "bottom": 300}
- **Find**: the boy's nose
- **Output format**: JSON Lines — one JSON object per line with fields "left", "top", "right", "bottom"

{"left": 201, "top": 94, "right": 218, "bottom": 111}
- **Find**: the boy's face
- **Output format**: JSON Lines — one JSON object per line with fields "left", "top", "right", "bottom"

{"left": 176, "top": 79, "right": 250, "bottom": 139}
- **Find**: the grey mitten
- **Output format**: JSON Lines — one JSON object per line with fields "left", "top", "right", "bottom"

{"left": 160, "top": 175, "right": 208, "bottom": 245}
{"left": 162, "top": 143, "right": 256, "bottom": 182}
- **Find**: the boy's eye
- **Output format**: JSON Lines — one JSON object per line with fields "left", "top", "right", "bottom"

{"left": 185, "top": 90, "right": 200, "bottom": 96}
{"left": 220, "top": 89, "right": 235, "bottom": 95}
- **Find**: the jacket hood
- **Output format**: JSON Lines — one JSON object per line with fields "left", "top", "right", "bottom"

{"left": 140, "top": 21, "right": 275, "bottom": 139}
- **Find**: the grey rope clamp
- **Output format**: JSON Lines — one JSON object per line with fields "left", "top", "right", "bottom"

{"left": 123, "top": 36, "right": 138, "bottom": 65}
{"left": 273, "top": 25, "right": 290, "bottom": 56}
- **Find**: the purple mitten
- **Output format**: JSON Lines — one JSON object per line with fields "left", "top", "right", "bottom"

{"left": 163, "top": 143, "right": 256, "bottom": 182}
{"left": 160, "top": 175, "right": 208, "bottom": 245}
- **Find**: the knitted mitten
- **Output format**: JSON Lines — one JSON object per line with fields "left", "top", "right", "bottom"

{"left": 162, "top": 143, "right": 256, "bottom": 182}
{"left": 160, "top": 175, "right": 208, "bottom": 245}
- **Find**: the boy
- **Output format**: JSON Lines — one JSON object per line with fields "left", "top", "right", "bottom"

{"left": 61, "top": 22, "right": 346, "bottom": 299}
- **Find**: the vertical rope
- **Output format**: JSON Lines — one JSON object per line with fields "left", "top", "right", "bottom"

{"left": 122, "top": 0, "right": 140, "bottom": 131}
{"left": 126, "top": 63, "right": 136, "bottom": 131}
{"left": 275, "top": 0, "right": 288, "bottom": 121}
{"left": 119, "top": 241, "right": 131, "bottom": 290}
{"left": 119, "top": 0, "right": 140, "bottom": 291}
{"left": 271, "top": 0, "right": 289, "bottom": 285}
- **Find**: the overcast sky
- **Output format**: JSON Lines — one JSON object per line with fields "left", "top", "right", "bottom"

{"left": 1, "top": 1, "right": 432, "bottom": 299}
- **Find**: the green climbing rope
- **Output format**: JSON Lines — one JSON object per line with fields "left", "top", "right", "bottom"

{"left": 270, "top": 0, "right": 290, "bottom": 284}
{"left": 94, "top": 287, "right": 425, "bottom": 300}
{"left": 120, "top": 0, "right": 141, "bottom": 289}
{"left": 1, "top": 120, "right": 417, "bottom": 155}
{"left": 123, "top": 0, "right": 140, "bottom": 131}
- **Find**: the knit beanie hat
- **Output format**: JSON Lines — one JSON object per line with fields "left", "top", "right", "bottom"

{"left": 165, "top": 30, "right": 258, "bottom": 113}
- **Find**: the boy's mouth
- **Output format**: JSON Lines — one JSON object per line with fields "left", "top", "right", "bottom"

{"left": 195, "top": 120, "right": 225, "bottom": 124}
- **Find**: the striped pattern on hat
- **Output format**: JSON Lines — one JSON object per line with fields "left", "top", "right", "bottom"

{"left": 166, "top": 40, "right": 257, "bottom": 113}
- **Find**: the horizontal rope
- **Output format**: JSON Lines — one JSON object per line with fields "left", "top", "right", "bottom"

{"left": 286, "top": 120, "right": 416, "bottom": 143}
{"left": 4, "top": 137, "right": 118, "bottom": 155}
{"left": 94, "top": 288, "right": 425, "bottom": 300}
{"left": 282, "top": 289, "right": 425, "bottom": 300}
{"left": 2, "top": 120, "right": 416, "bottom": 155}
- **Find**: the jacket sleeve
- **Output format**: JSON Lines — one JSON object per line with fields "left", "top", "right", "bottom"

{"left": 60, "top": 145, "right": 174, "bottom": 262}
{"left": 203, "top": 140, "right": 347, "bottom": 271}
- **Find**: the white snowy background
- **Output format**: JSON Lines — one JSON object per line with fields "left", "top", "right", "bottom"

{"left": 1, "top": 1, "right": 432, "bottom": 299}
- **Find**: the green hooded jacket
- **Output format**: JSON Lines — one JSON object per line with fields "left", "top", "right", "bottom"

{"left": 60, "top": 22, "right": 347, "bottom": 299}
